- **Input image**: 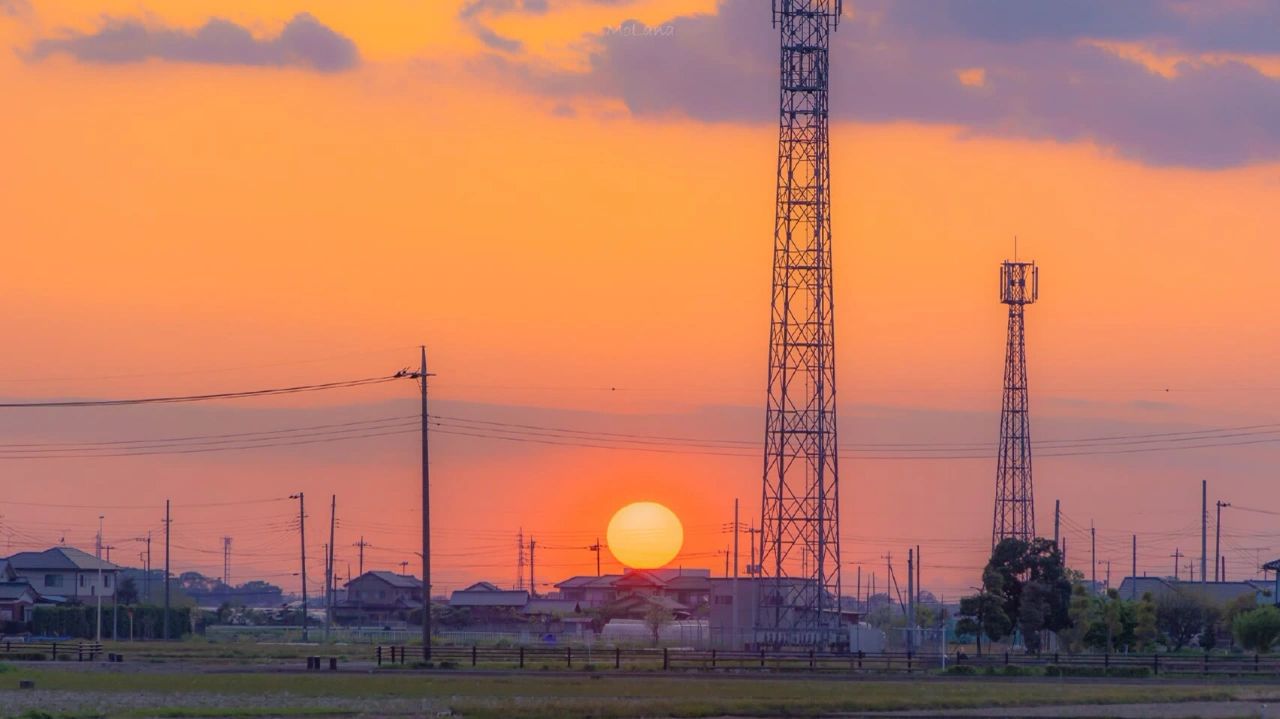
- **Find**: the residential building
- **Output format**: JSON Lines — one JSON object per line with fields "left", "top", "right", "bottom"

{"left": 3, "top": 547, "right": 120, "bottom": 602}
{"left": 554, "top": 568, "right": 711, "bottom": 614}
{"left": 1115, "top": 576, "right": 1271, "bottom": 607}
{"left": 0, "top": 582, "right": 39, "bottom": 626}
{"left": 334, "top": 571, "right": 423, "bottom": 625}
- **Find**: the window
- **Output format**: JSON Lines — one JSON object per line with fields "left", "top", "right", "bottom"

{"left": 44, "top": 574, "right": 63, "bottom": 588}
{"left": 104, "top": 575, "right": 111, "bottom": 588}
{"left": 79, "top": 575, "right": 86, "bottom": 587}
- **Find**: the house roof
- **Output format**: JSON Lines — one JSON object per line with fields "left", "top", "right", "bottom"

{"left": 346, "top": 571, "right": 421, "bottom": 590}
{"left": 0, "top": 581, "right": 38, "bottom": 602}
{"left": 460, "top": 581, "right": 503, "bottom": 592}
{"left": 4, "top": 547, "right": 122, "bottom": 572}
{"left": 449, "top": 588, "right": 529, "bottom": 608}
{"left": 664, "top": 575, "right": 712, "bottom": 591}
{"left": 615, "top": 571, "right": 667, "bottom": 589}
{"left": 523, "top": 598, "right": 580, "bottom": 616}
{"left": 556, "top": 574, "right": 622, "bottom": 589}
{"left": 0, "top": 560, "right": 14, "bottom": 580}
{"left": 1116, "top": 576, "right": 1263, "bottom": 606}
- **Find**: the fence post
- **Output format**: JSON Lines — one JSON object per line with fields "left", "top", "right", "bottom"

{"left": 1053, "top": 652, "right": 1059, "bottom": 664}
{"left": 907, "top": 651, "right": 913, "bottom": 673}
{"left": 1004, "top": 651, "right": 1009, "bottom": 666}
{"left": 857, "top": 650, "right": 864, "bottom": 669}
{"left": 711, "top": 649, "right": 716, "bottom": 669}
{"left": 760, "top": 649, "right": 765, "bottom": 669}
{"left": 1153, "top": 653, "right": 1158, "bottom": 675}
{"left": 955, "top": 649, "right": 961, "bottom": 667}
{"left": 51, "top": 642, "right": 57, "bottom": 661}
{"left": 1203, "top": 652, "right": 1209, "bottom": 675}
{"left": 519, "top": 646, "right": 525, "bottom": 669}
{"left": 809, "top": 649, "right": 815, "bottom": 670}
{"left": 376, "top": 646, "right": 382, "bottom": 667}
{"left": 1256, "top": 653, "right": 1261, "bottom": 673}
{"left": 1104, "top": 652, "right": 1109, "bottom": 670}
{"left": 472, "top": 645, "right": 477, "bottom": 667}
{"left": 663, "top": 647, "right": 669, "bottom": 671}
{"left": 77, "top": 644, "right": 83, "bottom": 662}
{"left": 615, "top": 647, "right": 620, "bottom": 670}
{"left": 567, "top": 647, "right": 572, "bottom": 668}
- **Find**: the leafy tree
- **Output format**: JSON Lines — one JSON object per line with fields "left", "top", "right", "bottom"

{"left": 1134, "top": 592, "right": 1158, "bottom": 651}
{"left": 1156, "top": 592, "right": 1211, "bottom": 651}
{"left": 957, "top": 589, "right": 1011, "bottom": 652}
{"left": 1233, "top": 606, "right": 1280, "bottom": 653}
{"left": 116, "top": 577, "right": 139, "bottom": 605}
{"left": 960, "top": 537, "right": 1072, "bottom": 653}
{"left": 643, "top": 604, "right": 671, "bottom": 645}
{"left": 1058, "top": 584, "right": 1092, "bottom": 653}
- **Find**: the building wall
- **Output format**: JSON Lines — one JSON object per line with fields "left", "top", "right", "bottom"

{"left": 14, "top": 569, "right": 117, "bottom": 600}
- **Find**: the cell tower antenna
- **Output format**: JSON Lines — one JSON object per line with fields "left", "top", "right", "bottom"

{"left": 758, "top": 0, "right": 843, "bottom": 648}
{"left": 992, "top": 256, "right": 1039, "bottom": 547}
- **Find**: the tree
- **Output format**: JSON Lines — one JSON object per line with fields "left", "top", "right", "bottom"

{"left": 1058, "top": 584, "right": 1092, "bottom": 654}
{"left": 643, "top": 604, "right": 671, "bottom": 645}
{"left": 1233, "top": 606, "right": 1280, "bottom": 653}
{"left": 960, "top": 537, "right": 1072, "bottom": 653}
{"left": 1156, "top": 592, "right": 1211, "bottom": 651}
{"left": 116, "top": 577, "right": 139, "bottom": 605}
{"left": 1134, "top": 592, "right": 1158, "bottom": 651}
{"left": 957, "top": 589, "right": 1011, "bottom": 654}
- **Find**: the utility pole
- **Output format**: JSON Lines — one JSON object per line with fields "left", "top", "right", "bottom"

{"left": 529, "top": 538, "right": 536, "bottom": 598}
{"left": 589, "top": 538, "right": 602, "bottom": 577}
{"left": 96, "top": 515, "right": 104, "bottom": 643}
{"left": 1201, "top": 479, "right": 1208, "bottom": 585}
{"left": 907, "top": 548, "right": 915, "bottom": 652}
{"left": 1222, "top": 555, "right": 1227, "bottom": 582}
{"left": 163, "top": 500, "right": 171, "bottom": 641}
{"left": 326, "top": 494, "right": 336, "bottom": 642}
{"left": 1131, "top": 535, "right": 1137, "bottom": 599}
{"left": 855, "top": 565, "right": 862, "bottom": 609}
{"left": 1053, "top": 499, "right": 1060, "bottom": 547}
{"left": 409, "top": 345, "right": 432, "bottom": 659}
{"left": 353, "top": 536, "right": 368, "bottom": 577}
{"left": 515, "top": 529, "right": 525, "bottom": 590}
{"left": 290, "top": 492, "right": 308, "bottom": 642}
{"left": 733, "top": 498, "right": 740, "bottom": 580}
{"left": 1215, "top": 500, "right": 1230, "bottom": 582}
{"left": 1172, "top": 548, "right": 1182, "bottom": 580}
{"left": 1090, "top": 522, "right": 1097, "bottom": 588}
{"left": 142, "top": 532, "right": 151, "bottom": 603}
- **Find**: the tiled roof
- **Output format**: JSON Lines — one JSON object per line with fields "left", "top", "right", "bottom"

{"left": 4, "top": 547, "right": 122, "bottom": 572}
{"left": 0, "top": 581, "right": 38, "bottom": 601}
{"left": 348, "top": 571, "right": 421, "bottom": 589}
{"left": 449, "top": 589, "right": 529, "bottom": 608}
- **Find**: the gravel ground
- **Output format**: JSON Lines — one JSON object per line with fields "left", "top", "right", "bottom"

{"left": 0, "top": 688, "right": 448, "bottom": 717}
{"left": 861, "top": 701, "right": 1280, "bottom": 718}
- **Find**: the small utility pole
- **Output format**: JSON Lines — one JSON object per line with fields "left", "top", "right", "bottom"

{"left": 906, "top": 548, "right": 915, "bottom": 652}
{"left": 1201, "top": 479, "right": 1208, "bottom": 585}
{"left": 1053, "top": 499, "right": 1061, "bottom": 547}
{"left": 353, "top": 537, "right": 368, "bottom": 577}
{"left": 291, "top": 492, "right": 308, "bottom": 642}
{"left": 163, "top": 500, "right": 171, "bottom": 641}
{"left": 1215, "top": 500, "right": 1230, "bottom": 582}
{"left": 732, "top": 498, "right": 740, "bottom": 580}
{"left": 529, "top": 537, "right": 537, "bottom": 598}
{"left": 589, "top": 538, "right": 602, "bottom": 577}
{"left": 402, "top": 346, "right": 434, "bottom": 660}
{"left": 1090, "top": 522, "right": 1097, "bottom": 588}
{"left": 1172, "top": 547, "right": 1182, "bottom": 580}
{"left": 96, "top": 515, "right": 104, "bottom": 643}
{"left": 143, "top": 532, "right": 151, "bottom": 603}
{"left": 326, "top": 494, "right": 336, "bottom": 642}
{"left": 1131, "top": 535, "right": 1137, "bottom": 599}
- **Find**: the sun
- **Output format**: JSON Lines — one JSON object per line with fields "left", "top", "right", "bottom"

{"left": 606, "top": 501, "right": 684, "bottom": 569}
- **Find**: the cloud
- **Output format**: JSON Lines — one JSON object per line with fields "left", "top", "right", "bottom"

{"left": 494, "top": 0, "right": 1280, "bottom": 168}
{"left": 31, "top": 12, "right": 359, "bottom": 73}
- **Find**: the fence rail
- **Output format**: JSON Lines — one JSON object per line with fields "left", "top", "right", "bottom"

{"left": 374, "top": 645, "right": 1280, "bottom": 676}
{"left": 0, "top": 640, "right": 103, "bottom": 661}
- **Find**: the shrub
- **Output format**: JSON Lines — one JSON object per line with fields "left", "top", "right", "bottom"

{"left": 945, "top": 664, "right": 977, "bottom": 675}
{"left": 1045, "top": 664, "right": 1152, "bottom": 678}
{"left": 999, "top": 664, "right": 1039, "bottom": 677}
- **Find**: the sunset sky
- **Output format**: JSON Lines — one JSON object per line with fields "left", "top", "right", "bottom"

{"left": 3, "top": 0, "right": 1280, "bottom": 600}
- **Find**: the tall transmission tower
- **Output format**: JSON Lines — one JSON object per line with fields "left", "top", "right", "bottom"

{"left": 757, "top": 0, "right": 843, "bottom": 648}
{"left": 992, "top": 258, "right": 1039, "bottom": 547}
{"left": 222, "top": 536, "right": 232, "bottom": 586}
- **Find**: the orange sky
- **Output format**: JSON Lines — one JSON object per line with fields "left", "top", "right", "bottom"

{"left": 3, "top": 1, "right": 1280, "bottom": 599}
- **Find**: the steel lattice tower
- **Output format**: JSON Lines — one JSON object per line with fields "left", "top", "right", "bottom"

{"left": 992, "top": 260, "right": 1039, "bottom": 548}
{"left": 758, "top": 0, "right": 842, "bottom": 648}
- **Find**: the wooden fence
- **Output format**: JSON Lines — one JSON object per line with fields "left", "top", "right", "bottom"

{"left": 0, "top": 640, "right": 104, "bottom": 661}
{"left": 375, "top": 645, "right": 1280, "bottom": 676}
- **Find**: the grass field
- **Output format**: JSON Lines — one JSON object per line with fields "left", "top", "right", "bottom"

{"left": 3, "top": 662, "right": 1280, "bottom": 719}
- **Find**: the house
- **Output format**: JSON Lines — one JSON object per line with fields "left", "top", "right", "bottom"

{"left": 1115, "top": 576, "right": 1270, "bottom": 607}
{"left": 0, "top": 581, "right": 39, "bottom": 626}
{"left": 555, "top": 568, "right": 711, "bottom": 613}
{"left": 448, "top": 582, "right": 529, "bottom": 622}
{"left": 334, "top": 571, "right": 423, "bottom": 625}
{"left": 555, "top": 575, "right": 622, "bottom": 607}
{"left": 3, "top": 547, "right": 121, "bottom": 602}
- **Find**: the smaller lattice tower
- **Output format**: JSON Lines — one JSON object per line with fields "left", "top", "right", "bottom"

{"left": 992, "top": 259, "right": 1039, "bottom": 548}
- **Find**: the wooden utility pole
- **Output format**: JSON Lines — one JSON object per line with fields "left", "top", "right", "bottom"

{"left": 325, "top": 494, "right": 336, "bottom": 641}
{"left": 291, "top": 492, "right": 308, "bottom": 642}
{"left": 1201, "top": 479, "right": 1208, "bottom": 585}
{"left": 1172, "top": 547, "right": 1182, "bottom": 579}
{"left": 353, "top": 537, "right": 368, "bottom": 577}
{"left": 418, "top": 346, "right": 432, "bottom": 659}
{"left": 1215, "top": 500, "right": 1230, "bottom": 582}
{"left": 163, "top": 500, "right": 171, "bottom": 641}
{"left": 1053, "top": 500, "right": 1061, "bottom": 547}
{"left": 529, "top": 538, "right": 536, "bottom": 598}
{"left": 589, "top": 538, "right": 602, "bottom": 577}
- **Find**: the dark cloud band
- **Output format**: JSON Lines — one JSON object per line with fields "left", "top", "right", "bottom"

{"left": 31, "top": 13, "right": 359, "bottom": 73}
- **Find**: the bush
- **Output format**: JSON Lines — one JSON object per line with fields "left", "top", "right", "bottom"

{"left": 945, "top": 664, "right": 977, "bottom": 675}
{"left": 1045, "top": 664, "right": 1152, "bottom": 678}
{"left": 999, "top": 664, "right": 1040, "bottom": 677}
{"left": 0, "top": 653, "right": 46, "bottom": 662}
{"left": 1233, "top": 606, "right": 1280, "bottom": 652}
{"left": 32, "top": 604, "right": 193, "bottom": 640}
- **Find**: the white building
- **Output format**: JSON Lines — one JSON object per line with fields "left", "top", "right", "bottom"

{"left": 3, "top": 547, "right": 122, "bottom": 602}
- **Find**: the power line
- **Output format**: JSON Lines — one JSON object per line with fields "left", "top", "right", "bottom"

{"left": 0, "top": 375, "right": 403, "bottom": 408}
